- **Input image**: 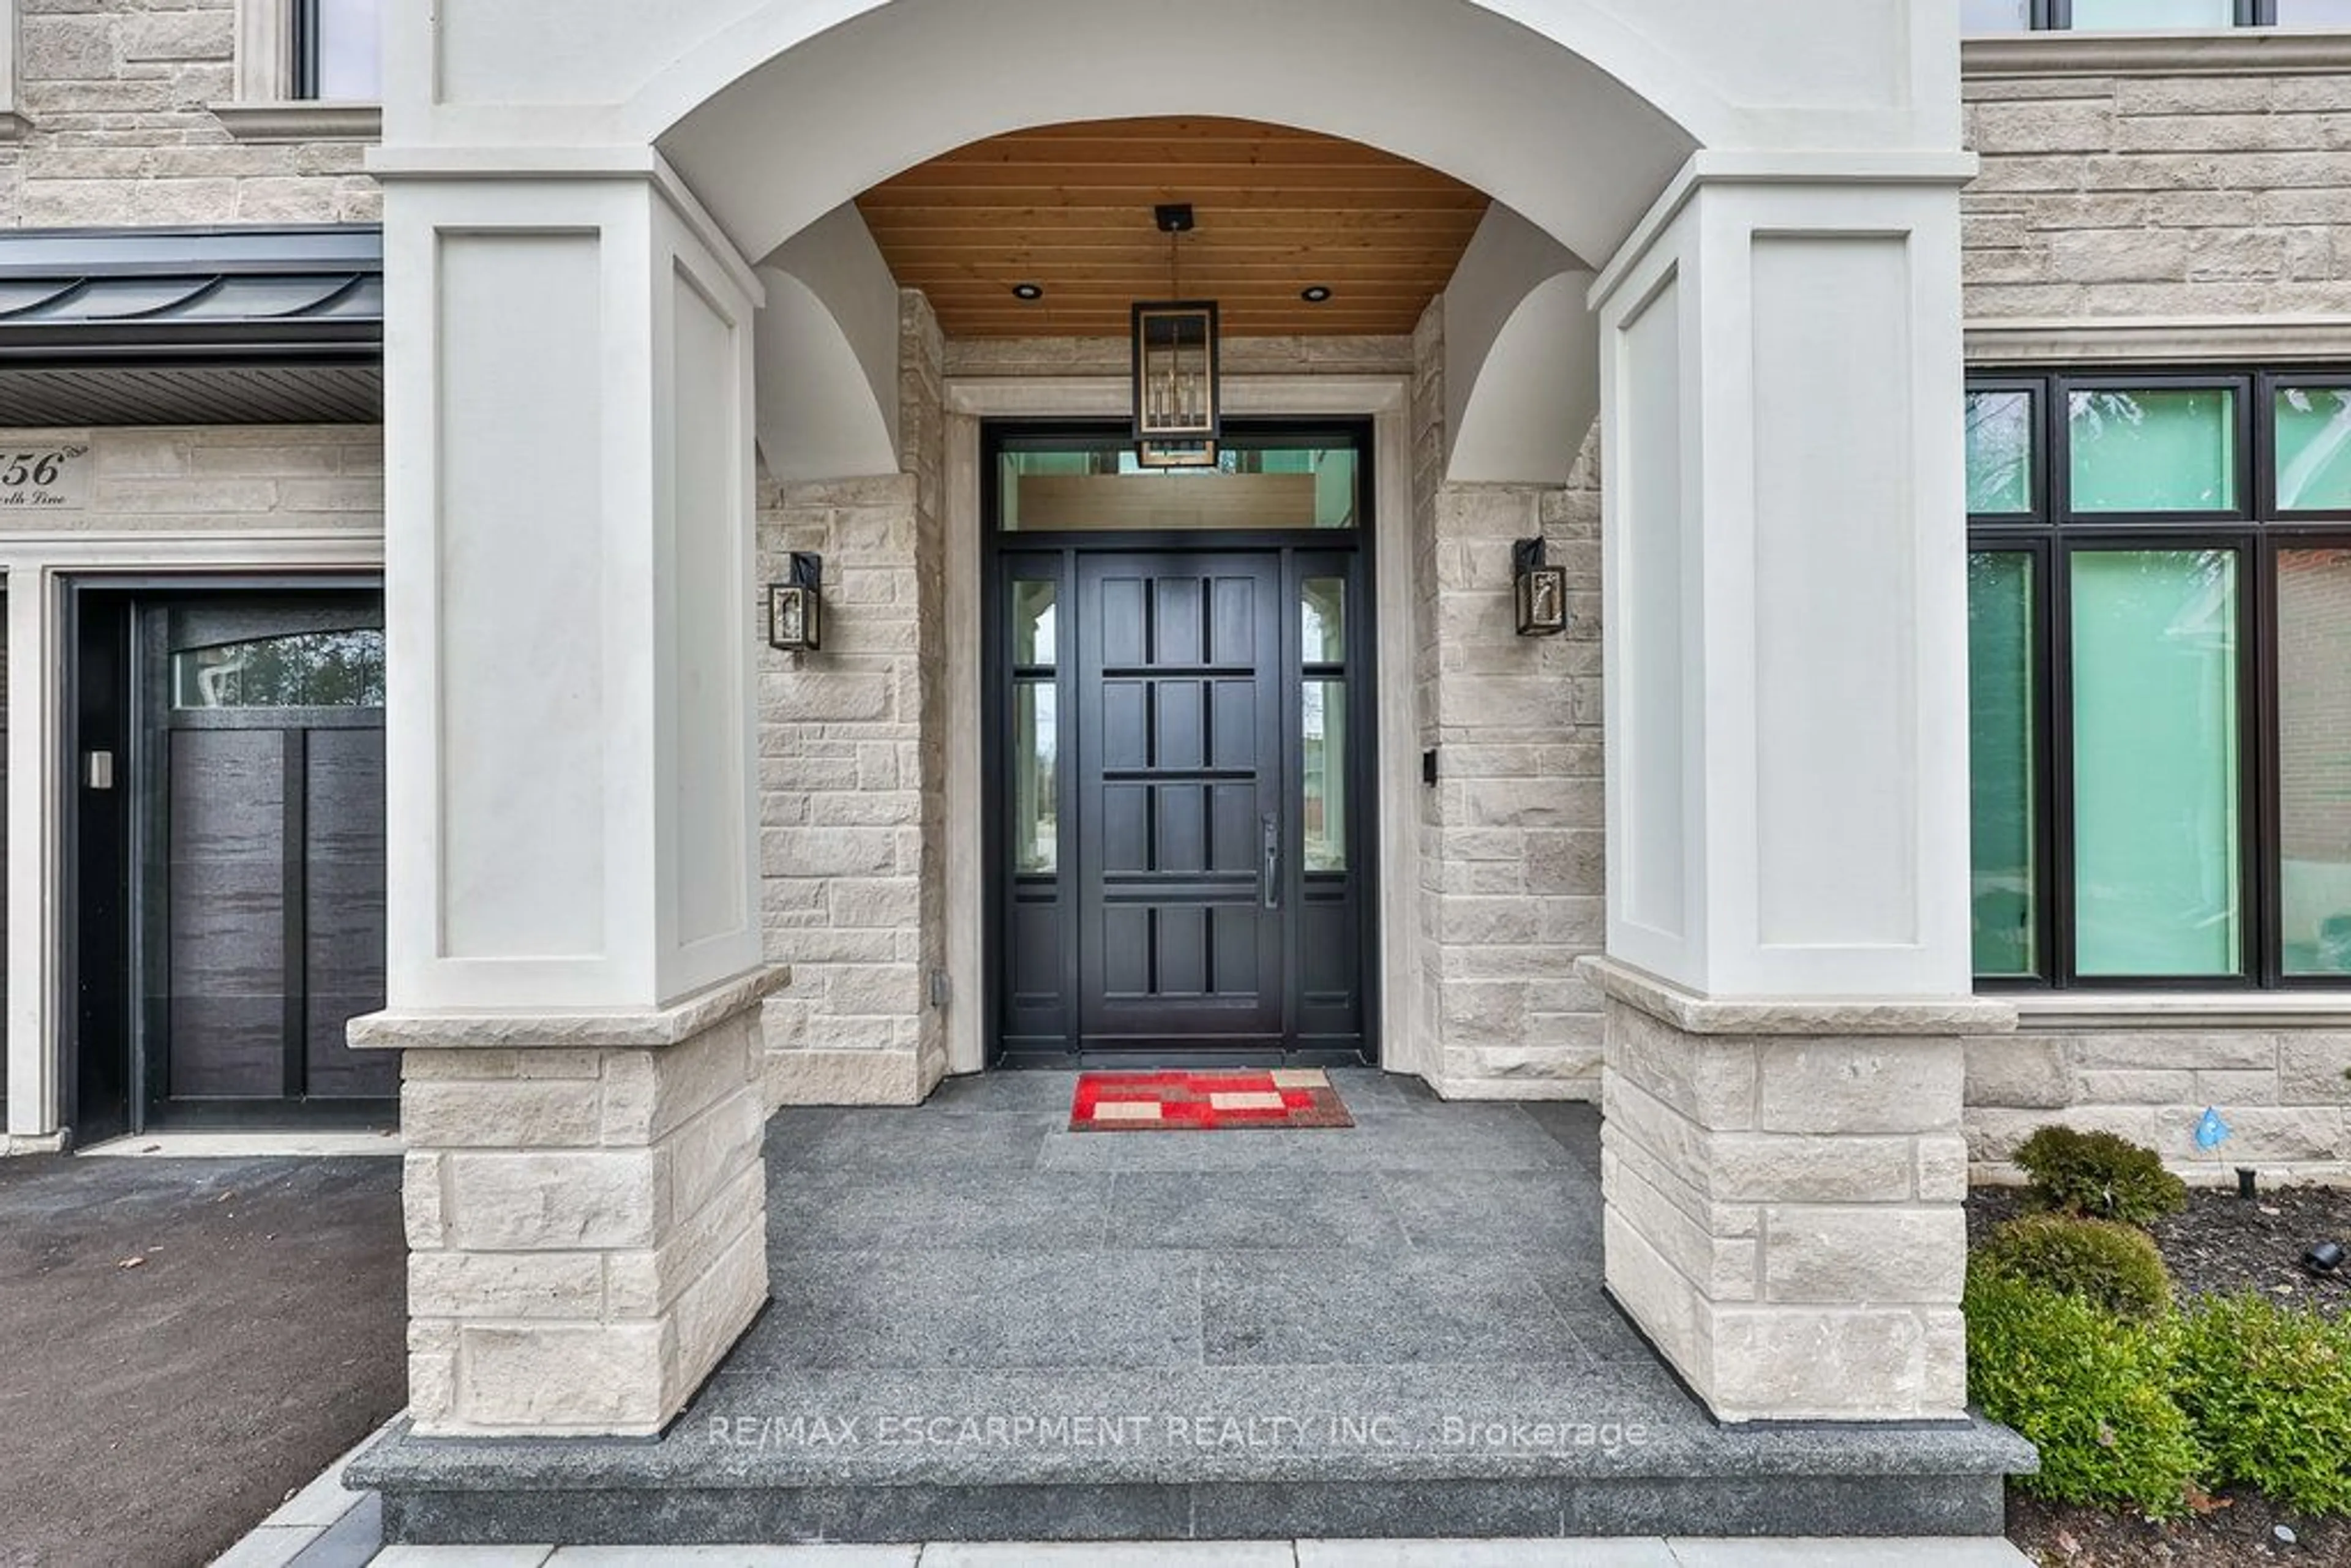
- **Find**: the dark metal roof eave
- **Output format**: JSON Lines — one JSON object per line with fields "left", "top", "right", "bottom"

{"left": 0, "top": 225, "right": 384, "bottom": 376}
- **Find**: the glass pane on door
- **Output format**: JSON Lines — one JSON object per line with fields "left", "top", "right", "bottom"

{"left": 1304, "top": 680, "right": 1346, "bottom": 872}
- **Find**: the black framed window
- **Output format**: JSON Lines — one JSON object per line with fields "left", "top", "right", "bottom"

{"left": 293, "top": 0, "right": 381, "bottom": 100}
{"left": 1962, "top": 0, "right": 2340, "bottom": 29}
{"left": 1968, "top": 369, "right": 2351, "bottom": 989}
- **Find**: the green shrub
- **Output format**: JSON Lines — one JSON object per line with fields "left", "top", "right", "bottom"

{"left": 2012, "top": 1125, "right": 2188, "bottom": 1226}
{"left": 1976, "top": 1213, "right": 2173, "bottom": 1320}
{"left": 2172, "top": 1294, "right": 2351, "bottom": 1517}
{"left": 1963, "top": 1262, "right": 2203, "bottom": 1518}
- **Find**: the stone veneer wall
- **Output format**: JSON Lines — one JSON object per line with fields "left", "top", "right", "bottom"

{"left": 3, "top": 0, "right": 375, "bottom": 227}
{"left": 1961, "top": 59, "right": 2351, "bottom": 320}
{"left": 1594, "top": 962, "right": 1975, "bottom": 1424}
{"left": 0, "top": 424, "right": 382, "bottom": 531}
{"left": 1966, "top": 1030, "right": 2351, "bottom": 1185}
{"left": 1955, "top": 54, "right": 2351, "bottom": 1184}
{"left": 389, "top": 985, "right": 775, "bottom": 1437}
{"left": 754, "top": 293, "right": 950, "bottom": 1107}
{"left": 1409, "top": 301, "right": 1606, "bottom": 1101}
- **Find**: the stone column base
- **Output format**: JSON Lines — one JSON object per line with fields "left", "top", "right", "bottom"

{"left": 1581, "top": 957, "right": 2013, "bottom": 1424}
{"left": 353, "top": 966, "right": 789, "bottom": 1438}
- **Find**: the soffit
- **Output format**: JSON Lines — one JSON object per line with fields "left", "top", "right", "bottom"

{"left": 855, "top": 118, "right": 1490, "bottom": 339}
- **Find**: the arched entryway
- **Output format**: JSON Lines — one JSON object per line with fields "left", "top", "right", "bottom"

{"left": 363, "top": 0, "right": 2003, "bottom": 1447}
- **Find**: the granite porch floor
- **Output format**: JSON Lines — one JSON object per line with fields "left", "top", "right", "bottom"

{"left": 351, "top": 1068, "right": 2031, "bottom": 1545}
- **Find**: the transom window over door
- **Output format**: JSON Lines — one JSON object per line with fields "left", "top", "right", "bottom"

{"left": 1966, "top": 370, "right": 2351, "bottom": 989}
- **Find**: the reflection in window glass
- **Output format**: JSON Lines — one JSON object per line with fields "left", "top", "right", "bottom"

{"left": 1961, "top": 0, "right": 2033, "bottom": 29}
{"left": 1012, "top": 580, "right": 1057, "bottom": 666}
{"left": 1014, "top": 682, "right": 1057, "bottom": 874}
{"left": 310, "top": 0, "right": 383, "bottom": 99}
{"left": 1303, "top": 578, "right": 1345, "bottom": 665}
{"left": 998, "top": 442, "right": 1358, "bottom": 530}
{"left": 1303, "top": 680, "right": 1346, "bottom": 872}
{"left": 2069, "top": 550, "right": 2241, "bottom": 976}
{"left": 1969, "top": 553, "right": 2038, "bottom": 976}
{"left": 2276, "top": 0, "right": 2351, "bottom": 22}
{"left": 2276, "top": 387, "right": 2351, "bottom": 511}
{"left": 2069, "top": 0, "right": 2235, "bottom": 27}
{"left": 172, "top": 629, "right": 385, "bottom": 709}
{"left": 2278, "top": 549, "right": 2351, "bottom": 973}
{"left": 2068, "top": 388, "right": 2236, "bottom": 512}
{"left": 1967, "top": 390, "right": 2035, "bottom": 514}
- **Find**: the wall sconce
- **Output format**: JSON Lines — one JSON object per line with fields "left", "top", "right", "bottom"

{"left": 1513, "top": 538, "right": 1568, "bottom": 637}
{"left": 768, "top": 552, "right": 823, "bottom": 653}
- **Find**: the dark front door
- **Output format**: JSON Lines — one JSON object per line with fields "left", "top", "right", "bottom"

{"left": 140, "top": 596, "right": 395, "bottom": 1124}
{"left": 1077, "top": 551, "right": 1287, "bottom": 1051}
{"left": 992, "top": 536, "right": 1372, "bottom": 1067}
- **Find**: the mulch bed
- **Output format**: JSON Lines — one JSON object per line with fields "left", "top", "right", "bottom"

{"left": 1971, "top": 1182, "right": 2351, "bottom": 1566}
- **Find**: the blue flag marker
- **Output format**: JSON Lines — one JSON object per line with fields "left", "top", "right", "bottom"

{"left": 2195, "top": 1107, "right": 2232, "bottom": 1150}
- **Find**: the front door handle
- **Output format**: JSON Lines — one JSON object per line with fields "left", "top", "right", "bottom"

{"left": 1261, "top": 812, "right": 1281, "bottom": 910}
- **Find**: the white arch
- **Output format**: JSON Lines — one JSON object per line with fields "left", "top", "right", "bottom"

{"left": 645, "top": 0, "right": 1710, "bottom": 269}
{"left": 753, "top": 203, "right": 902, "bottom": 481}
{"left": 1442, "top": 205, "right": 1599, "bottom": 486}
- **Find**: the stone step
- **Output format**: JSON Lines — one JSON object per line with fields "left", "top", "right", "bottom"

{"left": 348, "top": 1360, "right": 2033, "bottom": 1547}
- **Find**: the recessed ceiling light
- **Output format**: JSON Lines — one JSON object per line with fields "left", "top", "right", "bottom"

{"left": 1011, "top": 282, "right": 1044, "bottom": 301}
{"left": 1300, "top": 285, "right": 1333, "bottom": 304}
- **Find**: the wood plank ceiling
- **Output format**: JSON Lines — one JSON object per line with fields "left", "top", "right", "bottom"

{"left": 855, "top": 117, "right": 1490, "bottom": 339}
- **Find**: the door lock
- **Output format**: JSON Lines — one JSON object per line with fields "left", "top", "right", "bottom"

{"left": 1261, "top": 812, "right": 1281, "bottom": 911}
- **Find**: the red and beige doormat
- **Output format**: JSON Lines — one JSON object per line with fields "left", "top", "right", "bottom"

{"left": 1070, "top": 1068, "right": 1354, "bottom": 1131}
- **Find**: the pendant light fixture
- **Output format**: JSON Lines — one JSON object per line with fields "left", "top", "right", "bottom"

{"left": 1131, "top": 203, "right": 1221, "bottom": 468}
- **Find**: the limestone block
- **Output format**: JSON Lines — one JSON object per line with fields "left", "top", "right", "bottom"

{"left": 605, "top": 1161, "right": 766, "bottom": 1318}
{"left": 1754, "top": 1040, "right": 1963, "bottom": 1134}
{"left": 1605, "top": 1005, "right": 1755, "bottom": 1128}
{"left": 402, "top": 1152, "right": 448, "bottom": 1250}
{"left": 408, "top": 1350, "right": 457, "bottom": 1428}
{"left": 1709, "top": 1134, "right": 1918, "bottom": 1204}
{"left": 2072, "top": 1068, "right": 2199, "bottom": 1106}
{"left": 761, "top": 826, "right": 899, "bottom": 878}
{"left": 1965, "top": 1105, "right": 2160, "bottom": 1164}
{"left": 1708, "top": 1307, "right": 1959, "bottom": 1422}
{"left": 2069, "top": 1031, "right": 2273, "bottom": 1071}
{"left": 1606, "top": 1144, "right": 1758, "bottom": 1300}
{"left": 2278, "top": 1035, "right": 2351, "bottom": 1104}
{"left": 444, "top": 1150, "right": 666, "bottom": 1251}
{"left": 2154, "top": 1105, "right": 2344, "bottom": 1165}
{"left": 1916, "top": 1136, "right": 1970, "bottom": 1204}
{"left": 1603, "top": 1208, "right": 1704, "bottom": 1385}
{"left": 1963, "top": 1035, "right": 2072, "bottom": 1111}
{"left": 2195, "top": 1068, "right": 2278, "bottom": 1106}
{"left": 665, "top": 1087, "right": 765, "bottom": 1223}
{"left": 408, "top": 1251, "right": 604, "bottom": 1321}
{"left": 765, "top": 1046, "right": 924, "bottom": 1106}
{"left": 666, "top": 1227, "right": 771, "bottom": 1408}
{"left": 600, "top": 1015, "right": 755, "bottom": 1144}
{"left": 399, "top": 1078, "right": 602, "bottom": 1149}
{"left": 1763, "top": 1206, "right": 1967, "bottom": 1306}
{"left": 457, "top": 1323, "right": 668, "bottom": 1433}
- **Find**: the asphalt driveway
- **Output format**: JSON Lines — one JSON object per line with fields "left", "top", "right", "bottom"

{"left": 0, "top": 1152, "right": 405, "bottom": 1568}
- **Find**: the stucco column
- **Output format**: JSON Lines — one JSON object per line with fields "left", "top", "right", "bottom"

{"left": 1588, "top": 162, "right": 2014, "bottom": 1421}
{"left": 366, "top": 169, "right": 778, "bottom": 1435}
